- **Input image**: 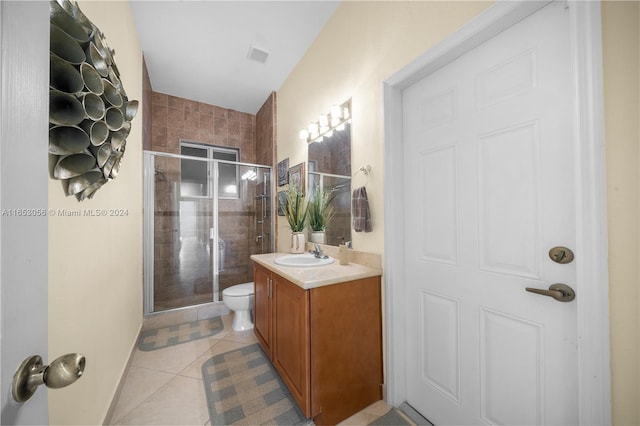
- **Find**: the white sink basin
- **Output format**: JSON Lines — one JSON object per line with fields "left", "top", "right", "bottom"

{"left": 274, "top": 253, "right": 335, "bottom": 267}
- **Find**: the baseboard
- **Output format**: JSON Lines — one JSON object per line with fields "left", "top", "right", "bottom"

{"left": 102, "top": 323, "right": 143, "bottom": 425}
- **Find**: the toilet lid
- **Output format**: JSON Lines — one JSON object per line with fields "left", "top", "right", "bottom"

{"left": 222, "top": 282, "right": 254, "bottom": 297}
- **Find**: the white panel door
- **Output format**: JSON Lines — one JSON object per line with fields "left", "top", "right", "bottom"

{"left": 402, "top": 2, "right": 579, "bottom": 424}
{"left": 0, "top": 1, "right": 50, "bottom": 424}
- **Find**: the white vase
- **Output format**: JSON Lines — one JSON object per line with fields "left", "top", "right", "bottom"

{"left": 290, "top": 232, "right": 305, "bottom": 254}
{"left": 310, "top": 231, "right": 326, "bottom": 244}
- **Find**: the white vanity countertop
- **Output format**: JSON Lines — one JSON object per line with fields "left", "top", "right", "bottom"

{"left": 250, "top": 252, "right": 382, "bottom": 290}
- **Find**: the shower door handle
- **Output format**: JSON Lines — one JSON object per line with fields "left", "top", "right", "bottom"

{"left": 262, "top": 196, "right": 267, "bottom": 218}
{"left": 209, "top": 228, "right": 215, "bottom": 240}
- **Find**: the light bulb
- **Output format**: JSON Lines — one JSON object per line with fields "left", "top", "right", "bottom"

{"left": 299, "top": 129, "right": 309, "bottom": 140}
{"left": 319, "top": 114, "right": 329, "bottom": 127}
{"left": 241, "top": 170, "right": 257, "bottom": 180}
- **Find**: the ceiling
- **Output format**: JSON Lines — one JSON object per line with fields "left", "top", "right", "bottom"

{"left": 130, "top": 1, "right": 341, "bottom": 114}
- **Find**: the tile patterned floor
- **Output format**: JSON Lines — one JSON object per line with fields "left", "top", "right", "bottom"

{"left": 109, "top": 310, "right": 397, "bottom": 426}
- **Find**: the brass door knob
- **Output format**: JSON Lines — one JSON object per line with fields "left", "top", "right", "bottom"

{"left": 12, "top": 353, "right": 86, "bottom": 403}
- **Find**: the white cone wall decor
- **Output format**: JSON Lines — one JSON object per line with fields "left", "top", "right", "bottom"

{"left": 49, "top": 0, "right": 138, "bottom": 201}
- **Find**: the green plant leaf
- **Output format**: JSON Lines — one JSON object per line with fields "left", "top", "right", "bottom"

{"left": 307, "top": 185, "right": 336, "bottom": 232}
{"left": 284, "top": 185, "right": 308, "bottom": 232}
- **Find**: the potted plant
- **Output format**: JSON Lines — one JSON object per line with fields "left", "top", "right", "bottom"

{"left": 307, "top": 185, "right": 336, "bottom": 244}
{"left": 284, "top": 185, "right": 309, "bottom": 253}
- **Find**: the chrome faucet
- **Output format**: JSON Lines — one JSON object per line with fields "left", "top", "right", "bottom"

{"left": 310, "top": 244, "right": 328, "bottom": 259}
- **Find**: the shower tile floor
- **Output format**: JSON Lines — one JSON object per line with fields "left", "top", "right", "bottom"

{"left": 108, "top": 308, "right": 394, "bottom": 425}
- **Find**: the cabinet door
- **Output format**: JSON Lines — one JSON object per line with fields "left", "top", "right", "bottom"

{"left": 253, "top": 264, "right": 272, "bottom": 356}
{"left": 272, "top": 276, "right": 311, "bottom": 416}
{"left": 310, "top": 277, "right": 383, "bottom": 425}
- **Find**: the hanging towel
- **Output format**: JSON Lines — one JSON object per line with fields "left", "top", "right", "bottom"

{"left": 352, "top": 186, "right": 372, "bottom": 232}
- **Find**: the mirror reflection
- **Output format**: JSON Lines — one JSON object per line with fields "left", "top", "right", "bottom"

{"left": 307, "top": 122, "right": 351, "bottom": 246}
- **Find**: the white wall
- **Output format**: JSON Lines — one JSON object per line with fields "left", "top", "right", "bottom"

{"left": 602, "top": 1, "right": 640, "bottom": 423}
{"left": 48, "top": 1, "right": 143, "bottom": 423}
{"left": 276, "top": 1, "right": 491, "bottom": 253}
{"left": 277, "top": 1, "right": 640, "bottom": 424}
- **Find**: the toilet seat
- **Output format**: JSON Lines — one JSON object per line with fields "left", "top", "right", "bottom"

{"left": 222, "top": 282, "right": 254, "bottom": 297}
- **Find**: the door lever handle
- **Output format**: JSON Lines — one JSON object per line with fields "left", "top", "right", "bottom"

{"left": 525, "top": 283, "right": 575, "bottom": 302}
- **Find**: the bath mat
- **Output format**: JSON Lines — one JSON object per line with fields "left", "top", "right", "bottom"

{"left": 138, "top": 316, "right": 224, "bottom": 351}
{"left": 201, "top": 344, "right": 309, "bottom": 425}
{"left": 369, "top": 409, "right": 412, "bottom": 426}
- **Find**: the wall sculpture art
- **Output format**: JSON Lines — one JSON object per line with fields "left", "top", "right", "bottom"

{"left": 49, "top": 0, "right": 138, "bottom": 200}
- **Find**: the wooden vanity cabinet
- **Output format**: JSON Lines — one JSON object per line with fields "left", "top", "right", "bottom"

{"left": 272, "top": 275, "right": 311, "bottom": 415}
{"left": 253, "top": 262, "right": 383, "bottom": 425}
{"left": 253, "top": 263, "right": 272, "bottom": 355}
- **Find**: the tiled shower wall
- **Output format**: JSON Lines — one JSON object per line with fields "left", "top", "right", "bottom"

{"left": 256, "top": 91, "right": 276, "bottom": 167}
{"left": 148, "top": 90, "right": 275, "bottom": 310}
{"left": 255, "top": 92, "right": 276, "bottom": 253}
{"left": 150, "top": 92, "right": 256, "bottom": 162}
{"left": 142, "top": 58, "right": 152, "bottom": 151}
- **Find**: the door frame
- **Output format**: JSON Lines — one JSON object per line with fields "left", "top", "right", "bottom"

{"left": 382, "top": 1, "right": 611, "bottom": 424}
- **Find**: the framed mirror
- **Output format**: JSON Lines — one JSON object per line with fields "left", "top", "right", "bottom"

{"left": 307, "top": 121, "right": 351, "bottom": 246}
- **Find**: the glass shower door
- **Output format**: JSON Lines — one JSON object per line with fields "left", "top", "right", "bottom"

{"left": 145, "top": 152, "right": 217, "bottom": 313}
{"left": 217, "top": 164, "right": 272, "bottom": 296}
{"left": 144, "top": 151, "right": 273, "bottom": 315}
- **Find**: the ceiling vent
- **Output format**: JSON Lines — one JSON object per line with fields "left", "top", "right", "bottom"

{"left": 247, "top": 45, "right": 269, "bottom": 63}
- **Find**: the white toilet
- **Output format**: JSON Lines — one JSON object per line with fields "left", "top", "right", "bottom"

{"left": 222, "top": 282, "right": 254, "bottom": 331}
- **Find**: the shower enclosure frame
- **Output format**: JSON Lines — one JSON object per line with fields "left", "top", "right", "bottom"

{"left": 143, "top": 150, "right": 273, "bottom": 316}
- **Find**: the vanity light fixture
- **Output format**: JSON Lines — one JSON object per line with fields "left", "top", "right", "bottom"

{"left": 299, "top": 99, "right": 351, "bottom": 144}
